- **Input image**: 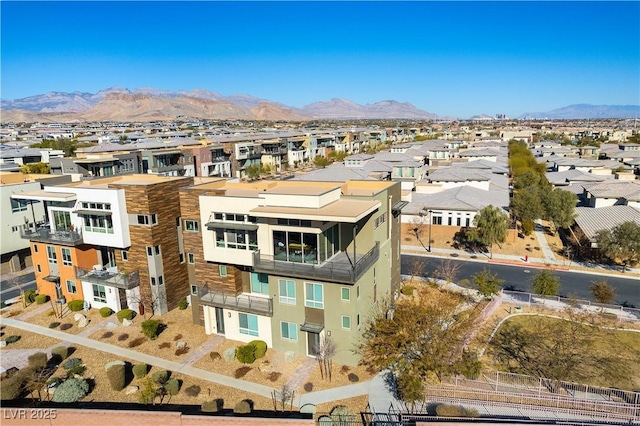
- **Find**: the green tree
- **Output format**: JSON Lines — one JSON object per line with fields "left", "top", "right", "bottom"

{"left": 396, "top": 370, "right": 424, "bottom": 413}
{"left": 589, "top": 280, "right": 616, "bottom": 305}
{"left": 473, "top": 268, "right": 504, "bottom": 298}
{"left": 313, "top": 156, "right": 329, "bottom": 168}
{"left": 245, "top": 164, "right": 261, "bottom": 180}
{"left": 20, "top": 162, "right": 49, "bottom": 174}
{"left": 594, "top": 221, "right": 640, "bottom": 272}
{"left": 511, "top": 186, "right": 544, "bottom": 234}
{"left": 467, "top": 205, "right": 508, "bottom": 259}
{"left": 543, "top": 189, "right": 577, "bottom": 235}
{"left": 531, "top": 269, "right": 560, "bottom": 296}
{"left": 357, "top": 286, "right": 477, "bottom": 383}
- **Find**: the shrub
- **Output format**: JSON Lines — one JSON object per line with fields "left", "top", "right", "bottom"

{"left": 106, "top": 363, "right": 126, "bottom": 391}
{"left": 233, "top": 399, "right": 252, "bottom": 414}
{"left": 35, "top": 294, "right": 49, "bottom": 305}
{"left": 158, "top": 342, "right": 171, "bottom": 349}
{"left": 0, "top": 372, "right": 25, "bottom": 400}
{"left": 223, "top": 347, "right": 236, "bottom": 362}
{"left": 101, "top": 331, "right": 114, "bottom": 339}
{"left": 304, "top": 382, "right": 313, "bottom": 392}
{"left": 116, "top": 309, "right": 135, "bottom": 323}
{"left": 141, "top": 319, "right": 160, "bottom": 339}
{"left": 201, "top": 399, "right": 223, "bottom": 413}
{"left": 152, "top": 370, "right": 169, "bottom": 385}
{"left": 48, "top": 322, "right": 60, "bottom": 329}
{"left": 340, "top": 365, "right": 350, "bottom": 374}
{"left": 28, "top": 352, "right": 48, "bottom": 369}
{"left": 347, "top": 373, "right": 359, "bottom": 382}
{"left": 99, "top": 307, "right": 113, "bottom": 317}
{"left": 185, "top": 385, "right": 201, "bottom": 397}
{"left": 60, "top": 323, "right": 72, "bottom": 330}
{"left": 138, "top": 378, "right": 157, "bottom": 404}
{"left": 234, "top": 366, "right": 251, "bottom": 379}
{"left": 173, "top": 334, "right": 183, "bottom": 341}
{"left": 164, "top": 378, "right": 180, "bottom": 396}
{"left": 248, "top": 340, "right": 267, "bottom": 359}
{"left": 118, "top": 333, "right": 129, "bottom": 341}
{"left": 268, "top": 372, "right": 281, "bottom": 382}
{"left": 175, "top": 347, "right": 189, "bottom": 356}
{"left": 66, "top": 364, "right": 86, "bottom": 378}
{"left": 400, "top": 285, "right": 413, "bottom": 296}
{"left": 67, "top": 300, "right": 84, "bottom": 312}
{"left": 128, "top": 337, "right": 146, "bottom": 348}
{"left": 133, "top": 364, "right": 148, "bottom": 379}
{"left": 178, "top": 299, "right": 188, "bottom": 310}
{"left": 24, "top": 289, "right": 36, "bottom": 304}
{"left": 209, "top": 351, "right": 221, "bottom": 361}
{"left": 437, "top": 406, "right": 479, "bottom": 417}
{"left": 330, "top": 405, "right": 354, "bottom": 422}
{"left": 52, "top": 378, "right": 89, "bottom": 403}
{"left": 236, "top": 344, "right": 256, "bottom": 364}
{"left": 51, "top": 346, "right": 68, "bottom": 363}
{"left": 5, "top": 335, "right": 21, "bottom": 344}
{"left": 63, "top": 358, "right": 82, "bottom": 370}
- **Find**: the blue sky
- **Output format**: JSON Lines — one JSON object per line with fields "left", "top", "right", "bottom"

{"left": 1, "top": 1, "right": 639, "bottom": 118}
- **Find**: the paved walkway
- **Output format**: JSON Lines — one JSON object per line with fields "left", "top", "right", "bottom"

{"left": 180, "top": 334, "right": 224, "bottom": 366}
{"left": 285, "top": 357, "right": 317, "bottom": 391}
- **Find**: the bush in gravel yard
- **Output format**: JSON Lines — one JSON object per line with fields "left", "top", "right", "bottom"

{"left": 116, "top": 309, "right": 135, "bottom": 323}
{"left": 5, "top": 335, "right": 21, "bottom": 344}
{"left": 400, "top": 285, "right": 414, "bottom": 296}
{"left": 35, "top": 294, "right": 49, "bottom": 305}
{"left": 223, "top": 347, "right": 236, "bottom": 362}
{"left": 152, "top": 370, "right": 169, "bottom": 385}
{"left": 99, "top": 307, "right": 113, "bottom": 317}
{"left": 201, "top": 398, "right": 223, "bottom": 413}
{"left": 234, "top": 366, "right": 251, "bottom": 379}
{"left": 209, "top": 351, "right": 221, "bottom": 361}
{"left": 67, "top": 300, "right": 84, "bottom": 312}
{"left": 233, "top": 399, "right": 253, "bottom": 414}
{"left": 133, "top": 364, "right": 148, "bottom": 379}
{"left": 164, "top": 378, "right": 180, "bottom": 396}
{"left": 63, "top": 358, "right": 81, "bottom": 370}
{"left": 141, "top": 319, "right": 160, "bottom": 339}
{"left": 178, "top": 299, "right": 188, "bottom": 310}
{"left": 24, "top": 290, "right": 36, "bottom": 304}
{"left": 59, "top": 323, "right": 72, "bottom": 330}
{"left": 235, "top": 344, "right": 256, "bottom": 364}
{"left": 185, "top": 385, "right": 201, "bottom": 397}
{"left": 330, "top": 405, "right": 355, "bottom": 422}
{"left": 106, "top": 363, "right": 126, "bottom": 391}
{"left": 52, "top": 378, "right": 89, "bottom": 403}
{"left": 28, "top": 352, "right": 48, "bottom": 369}
{"left": 50, "top": 346, "right": 68, "bottom": 363}
{"left": 0, "top": 370, "right": 27, "bottom": 400}
{"left": 248, "top": 340, "right": 267, "bottom": 359}
{"left": 48, "top": 322, "right": 61, "bottom": 329}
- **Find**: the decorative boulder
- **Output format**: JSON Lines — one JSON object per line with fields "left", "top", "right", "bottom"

{"left": 125, "top": 385, "right": 139, "bottom": 395}
{"left": 122, "top": 318, "right": 133, "bottom": 327}
{"left": 285, "top": 351, "right": 295, "bottom": 364}
{"left": 73, "top": 313, "right": 86, "bottom": 322}
{"left": 258, "top": 361, "right": 274, "bottom": 373}
{"left": 176, "top": 341, "right": 187, "bottom": 350}
{"left": 105, "top": 322, "right": 118, "bottom": 329}
{"left": 78, "top": 317, "right": 90, "bottom": 328}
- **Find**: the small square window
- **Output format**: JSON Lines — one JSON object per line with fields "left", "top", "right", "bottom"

{"left": 191, "top": 285, "right": 198, "bottom": 295}
{"left": 151, "top": 277, "right": 156, "bottom": 286}
{"left": 179, "top": 253, "right": 185, "bottom": 263}
{"left": 219, "top": 265, "right": 227, "bottom": 277}
{"left": 342, "top": 315, "right": 351, "bottom": 329}
{"left": 146, "top": 247, "right": 152, "bottom": 256}
{"left": 36, "top": 264, "right": 41, "bottom": 273}
{"left": 122, "top": 250, "right": 129, "bottom": 261}
{"left": 341, "top": 287, "right": 350, "bottom": 301}
{"left": 188, "top": 253, "right": 195, "bottom": 264}
{"left": 33, "top": 244, "right": 38, "bottom": 253}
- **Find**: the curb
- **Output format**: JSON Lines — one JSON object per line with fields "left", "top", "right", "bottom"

{"left": 487, "top": 259, "right": 570, "bottom": 271}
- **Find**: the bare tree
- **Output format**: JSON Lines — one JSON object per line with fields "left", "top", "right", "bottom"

{"left": 434, "top": 258, "right": 462, "bottom": 284}
{"left": 315, "top": 335, "right": 337, "bottom": 382}
{"left": 271, "top": 384, "right": 295, "bottom": 412}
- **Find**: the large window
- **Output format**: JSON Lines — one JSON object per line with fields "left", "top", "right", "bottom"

{"left": 273, "top": 228, "right": 328, "bottom": 265}
{"left": 251, "top": 272, "right": 269, "bottom": 295}
{"left": 136, "top": 214, "right": 157, "bottom": 226}
{"left": 83, "top": 214, "right": 114, "bottom": 233}
{"left": 238, "top": 313, "right": 259, "bottom": 336}
{"left": 92, "top": 284, "right": 106, "bottom": 303}
{"left": 53, "top": 210, "right": 72, "bottom": 230}
{"left": 215, "top": 229, "right": 257, "bottom": 251}
{"left": 11, "top": 199, "right": 28, "bottom": 213}
{"left": 61, "top": 248, "right": 72, "bottom": 266}
{"left": 279, "top": 279, "right": 296, "bottom": 305}
{"left": 305, "top": 282, "right": 324, "bottom": 309}
{"left": 341, "top": 287, "right": 350, "bottom": 301}
{"left": 47, "top": 246, "right": 57, "bottom": 264}
{"left": 184, "top": 220, "right": 199, "bottom": 232}
{"left": 281, "top": 321, "right": 298, "bottom": 340}
{"left": 66, "top": 279, "right": 77, "bottom": 294}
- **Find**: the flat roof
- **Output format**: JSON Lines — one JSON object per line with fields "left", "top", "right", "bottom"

{"left": 251, "top": 199, "right": 380, "bottom": 223}
{"left": 11, "top": 190, "right": 77, "bottom": 202}
{"left": 63, "top": 174, "right": 190, "bottom": 188}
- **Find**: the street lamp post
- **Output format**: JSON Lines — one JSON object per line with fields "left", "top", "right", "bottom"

{"left": 428, "top": 209, "right": 433, "bottom": 252}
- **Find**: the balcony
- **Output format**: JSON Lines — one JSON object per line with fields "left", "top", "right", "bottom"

{"left": 253, "top": 242, "right": 379, "bottom": 284}
{"left": 150, "top": 163, "right": 185, "bottom": 173}
{"left": 198, "top": 286, "right": 273, "bottom": 317}
{"left": 75, "top": 267, "right": 140, "bottom": 290}
{"left": 21, "top": 226, "right": 84, "bottom": 246}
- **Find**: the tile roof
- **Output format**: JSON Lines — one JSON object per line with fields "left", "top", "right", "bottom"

{"left": 403, "top": 185, "right": 508, "bottom": 214}
{"left": 574, "top": 205, "right": 640, "bottom": 240}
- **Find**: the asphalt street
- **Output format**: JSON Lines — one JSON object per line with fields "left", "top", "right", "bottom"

{"left": 402, "top": 255, "right": 640, "bottom": 308}
{"left": 0, "top": 272, "right": 36, "bottom": 303}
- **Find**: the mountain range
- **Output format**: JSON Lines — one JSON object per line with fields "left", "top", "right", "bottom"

{"left": 1, "top": 87, "right": 638, "bottom": 122}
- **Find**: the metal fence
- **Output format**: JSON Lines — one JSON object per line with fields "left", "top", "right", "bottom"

{"left": 502, "top": 290, "right": 640, "bottom": 321}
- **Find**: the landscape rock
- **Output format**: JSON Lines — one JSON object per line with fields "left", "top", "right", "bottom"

{"left": 73, "top": 313, "right": 86, "bottom": 322}
{"left": 176, "top": 340, "right": 187, "bottom": 350}
{"left": 122, "top": 319, "right": 133, "bottom": 327}
{"left": 125, "top": 385, "right": 139, "bottom": 395}
{"left": 0, "top": 341, "right": 6, "bottom": 348}
{"left": 77, "top": 317, "right": 90, "bottom": 328}
{"left": 285, "top": 351, "right": 295, "bottom": 364}
{"left": 105, "top": 322, "right": 118, "bottom": 329}
{"left": 258, "top": 361, "right": 274, "bottom": 373}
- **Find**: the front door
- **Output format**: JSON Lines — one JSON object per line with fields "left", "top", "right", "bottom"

{"left": 215, "top": 307, "right": 225, "bottom": 334}
{"left": 307, "top": 332, "right": 320, "bottom": 357}
{"left": 54, "top": 282, "right": 63, "bottom": 301}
